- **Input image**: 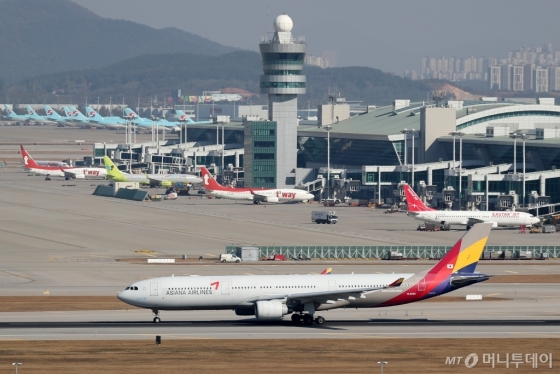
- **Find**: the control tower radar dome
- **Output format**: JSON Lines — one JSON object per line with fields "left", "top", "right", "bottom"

{"left": 274, "top": 14, "right": 293, "bottom": 32}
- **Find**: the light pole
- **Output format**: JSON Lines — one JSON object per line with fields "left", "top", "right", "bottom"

{"left": 410, "top": 129, "right": 416, "bottom": 189}
{"left": 377, "top": 361, "right": 388, "bottom": 374}
{"left": 12, "top": 363, "right": 22, "bottom": 374}
{"left": 324, "top": 124, "right": 333, "bottom": 199}
{"left": 449, "top": 131, "right": 465, "bottom": 209}
{"left": 400, "top": 128, "right": 408, "bottom": 166}
{"left": 109, "top": 97, "right": 112, "bottom": 116}
{"left": 509, "top": 133, "right": 518, "bottom": 174}
{"left": 521, "top": 133, "right": 529, "bottom": 207}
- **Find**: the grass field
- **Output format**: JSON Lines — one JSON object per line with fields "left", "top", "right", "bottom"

{"left": 0, "top": 339, "right": 556, "bottom": 373}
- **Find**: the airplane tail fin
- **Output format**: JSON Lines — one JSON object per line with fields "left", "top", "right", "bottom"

{"left": 44, "top": 105, "right": 60, "bottom": 118}
{"left": 69, "top": 106, "right": 87, "bottom": 120}
{"left": 124, "top": 108, "right": 138, "bottom": 119}
{"left": 320, "top": 268, "right": 332, "bottom": 275}
{"left": 103, "top": 156, "right": 126, "bottom": 179}
{"left": 26, "top": 105, "right": 39, "bottom": 117}
{"left": 428, "top": 222, "right": 491, "bottom": 276}
{"left": 403, "top": 184, "right": 435, "bottom": 212}
{"left": 200, "top": 166, "right": 225, "bottom": 190}
{"left": 4, "top": 104, "right": 15, "bottom": 117}
{"left": 63, "top": 107, "right": 73, "bottom": 118}
{"left": 85, "top": 106, "right": 102, "bottom": 120}
{"left": 20, "top": 145, "right": 40, "bottom": 168}
{"left": 176, "top": 110, "right": 195, "bottom": 124}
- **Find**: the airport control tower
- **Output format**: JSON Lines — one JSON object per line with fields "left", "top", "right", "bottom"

{"left": 259, "top": 14, "right": 306, "bottom": 188}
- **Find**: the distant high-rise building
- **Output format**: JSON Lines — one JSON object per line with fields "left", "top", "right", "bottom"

{"left": 534, "top": 67, "right": 549, "bottom": 92}
{"left": 501, "top": 64, "right": 512, "bottom": 90}
{"left": 523, "top": 64, "right": 534, "bottom": 91}
{"left": 489, "top": 65, "right": 501, "bottom": 90}
{"left": 549, "top": 66, "right": 560, "bottom": 91}
{"left": 512, "top": 65, "right": 524, "bottom": 91}
{"left": 322, "top": 50, "right": 337, "bottom": 67}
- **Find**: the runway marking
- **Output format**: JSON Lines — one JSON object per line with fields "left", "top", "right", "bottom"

{"left": 244, "top": 273, "right": 254, "bottom": 276}
{"left": 486, "top": 293, "right": 502, "bottom": 297}
{"left": 504, "top": 270, "right": 519, "bottom": 274}
{"left": 0, "top": 270, "right": 35, "bottom": 283}
{"left": 0, "top": 227, "right": 86, "bottom": 249}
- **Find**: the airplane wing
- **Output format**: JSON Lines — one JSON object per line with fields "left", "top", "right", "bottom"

{"left": 466, "top": 217, "right": 487, "bottom": 225}
{"left": 61, "top": 167, "right": 77, "bottom": 179}
{"left": 243, "top": 278, "right": 405, "bottom": 305}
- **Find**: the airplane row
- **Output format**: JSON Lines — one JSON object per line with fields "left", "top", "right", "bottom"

{"left": 3, "top": 104, "right": 212, "bottom": 129}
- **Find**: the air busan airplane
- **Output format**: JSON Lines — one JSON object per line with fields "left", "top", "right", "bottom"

{"left": 118, "top": 223, "right": 493, "bottom": 325}
{"left": 200, "top": 166, "right": 314, "bottom": 204}
{"left": 403, "top": 184, "right": 540, "bottom": 229}
{"left": 20, "top": 145, "right": 106, "bottom": 179}
{"left": 103, "top": 156, "right": 202, "bottom": 186}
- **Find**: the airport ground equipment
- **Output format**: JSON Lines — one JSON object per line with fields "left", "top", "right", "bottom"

{"left": 311, "top": 211, "right": 338, "bottom": 224}
{"left": 219, "top": 254, "right": 241, "bottom": 263}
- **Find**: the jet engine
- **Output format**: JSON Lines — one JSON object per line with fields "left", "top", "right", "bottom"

{"left": 264, "top": 196, "right": 279, "bottom": 203}
{"left": 254, "top": 300, "right": 288, "bottom": 320}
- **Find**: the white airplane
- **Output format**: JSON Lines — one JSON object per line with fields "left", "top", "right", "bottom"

{"left": 118, "top": 223, "right": 494, "bottom": 325}
{"left": 103, "top": 156, "right": 202, "bottom": 186}
{"left": 20, "top": 145, "right": 106, "bottom": 179}
{"left": 201, "top": 167, "right": 314, "bottom": 204}
{"left": 404, "top": 184, "right": 540, "bottom": 229}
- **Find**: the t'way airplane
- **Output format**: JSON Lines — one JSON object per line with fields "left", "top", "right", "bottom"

{"left": 103, "top": 156, "right": 202, "bottom": 186}
{"left": 200, "top": 166, "right": 314, "bottom": 204}
{"left": 20, "top": 145, "right": 106, "bottom": 179}
{"left": 403, "top": 184, "right": 540, "bottom": 229}
{"left": 118, "top": 223, "right": 493, "bottom": 325}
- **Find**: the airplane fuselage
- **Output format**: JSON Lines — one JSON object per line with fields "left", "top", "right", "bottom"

{"left": 207, "top": 189, "right": 313, "bottom": 203}
{"left": 412, "top": 210, "right": 539, "bottom": 227}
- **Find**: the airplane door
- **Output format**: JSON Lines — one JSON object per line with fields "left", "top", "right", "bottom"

{"left": 221, "top": 281, "right": 230, "bottom": 295}
{"left": 150, "top": 282, "right": 158, "bottom": 296}
{"left": 417, "top": 278, "right": 426, "bottom": 292}
{"left": 328, "top": 280, "right": 337, "bottom": 291}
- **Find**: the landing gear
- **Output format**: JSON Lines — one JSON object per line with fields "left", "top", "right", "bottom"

{"left": 466, "top": 225, "right": 472, "bottom": 230}
{"left": 152, "top": 309, "right": 160, "bottom": 323}
{"left": 291, "top": 314, "right": 302, "bottom": 323}
{"left": 303, "top": 314, "right": 314, "bottom": 325}
{"left": 314, "top": 316, "right": 325, "bottom": 325}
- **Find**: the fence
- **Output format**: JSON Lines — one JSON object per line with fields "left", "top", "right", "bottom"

{"left": 225, "top": 245, "right": 560, "bottom": 259}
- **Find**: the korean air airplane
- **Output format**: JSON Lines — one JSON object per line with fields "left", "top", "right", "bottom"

{"left": 103, "top": 156, "right": 202, "bottom": 186}
{"left": 2, "top": 105, "right": 29, "bottom": 121}
{"left": 404, "top": 185, "right": 540, "bottom": 229}
{"left": 25, "top": 106, "right": 54, "bottom": 125}
{"left": 201, "top": 166, "right": 314, "bottom": 204}
{"left": 175, "top": 110, "right": 213, "bottom": 124}
{"left": 63, "top": 106, "right": 91, "bottom": 125}
{"left": 43, "top": 105, "right": 70, "bottom": 125}
{"left": 85, "top": 106, "right": 126, "bottom": 128}
{"left": 124, "top": 108, "right": 178, "bottom": 130}
{"left": 118, "top": 223, "right": 494, "bottom": 325}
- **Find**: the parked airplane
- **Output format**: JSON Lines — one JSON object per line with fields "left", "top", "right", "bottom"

{"left": 85, "top": 106, "right": 126, "bottom": 128}
{"left": 103, "top": 155, "right": 202, "bottom": 186}
{"left": 64, "top": 106, "right": 92, "bottom": 125}
{"left": 43, "top": 105, "right": 71, "bottom": 126}
{"left": 20, "top": 145, "right": 106, "bottom": 179}
{"left": 124, "top": 108, "right": 178, "bottom": 130}
{"left": 175, "top": 110, "right": 213, "bottom": 124}
{"left": 118, "top": 223, "right": 493, "bottom": 325}
{"left": 200, "top": 166, "right": 314, "bottom": 204}
{"left": 403, "top": 184, "right": 540, "bottom": 229}
{"left": 2, "top": 105, "right": 29, "bottom": 121}
{"left": 24, "top": 106, "right": 54, "bottom": 125}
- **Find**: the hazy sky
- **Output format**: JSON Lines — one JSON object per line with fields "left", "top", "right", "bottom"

{"left": 71, "top": 0, "right": 560, "bottom": 74}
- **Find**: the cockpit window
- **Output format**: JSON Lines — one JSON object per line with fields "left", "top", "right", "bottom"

{"left": 134, "top": 287, "right": 138, "bottom": 290}
{"left": 125, "top": 287, "right": 130, "bottom": 290}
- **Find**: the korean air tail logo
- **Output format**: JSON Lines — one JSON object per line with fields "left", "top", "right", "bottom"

{"left": 47, "top": 110, "right": 53, "bottom": 115}
{"left": 29, "top": 110, "right": 35, "bottom": 115}
{"left": 89, "top": 111, "right": 96, "bottom": 117}
{"left": 7, "top": 109, "right": 12, "bottom": 114}
{"left": 72, "top": 110, "right": 78, "bottom": 116}
{"left": 180, "top": 114, "right": 187, "bottom": 120}
{"left": 127, "top": 112, "right": 136, "bottom": 118}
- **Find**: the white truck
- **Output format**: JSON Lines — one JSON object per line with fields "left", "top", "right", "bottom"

{"left": 311, "top": 211, "right": 338, "bottom": 224}
{"left": 219, "top": 254, "right": 241, "bottom": 263}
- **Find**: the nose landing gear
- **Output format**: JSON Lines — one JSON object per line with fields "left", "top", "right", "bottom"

{"left": 152, "top": 309, "right": 161, "bottom": 323}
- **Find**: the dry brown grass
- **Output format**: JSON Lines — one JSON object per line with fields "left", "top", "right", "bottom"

{"left": 0, "top": 339, "right": 557, "bottom": 373}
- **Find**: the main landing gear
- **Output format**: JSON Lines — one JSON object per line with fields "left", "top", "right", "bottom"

{"left": 152, "top": 309, "right": 161, "bottom": 323}
{"left": 291, "top": 313, "right": 325, "bottom": 325}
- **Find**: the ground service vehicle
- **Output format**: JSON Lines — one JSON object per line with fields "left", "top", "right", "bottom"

{"left": 312, "top": 211, "right": 338, "bottom": 224}
{"left": 219, "top": 254, "right": 241, "bottom": 263}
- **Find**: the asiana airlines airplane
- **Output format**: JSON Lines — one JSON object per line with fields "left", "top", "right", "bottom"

{"left": 118, "top": 223, "right": 493, "bottom": 325}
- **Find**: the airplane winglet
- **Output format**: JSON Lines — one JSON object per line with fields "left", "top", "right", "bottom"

{"left": 248, "top": 187, "right": 255, "bottom": 195}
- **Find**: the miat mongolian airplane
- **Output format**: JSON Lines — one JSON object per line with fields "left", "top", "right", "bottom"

{"left": 117, "top": 223, "right": 493, "bottom": 325}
